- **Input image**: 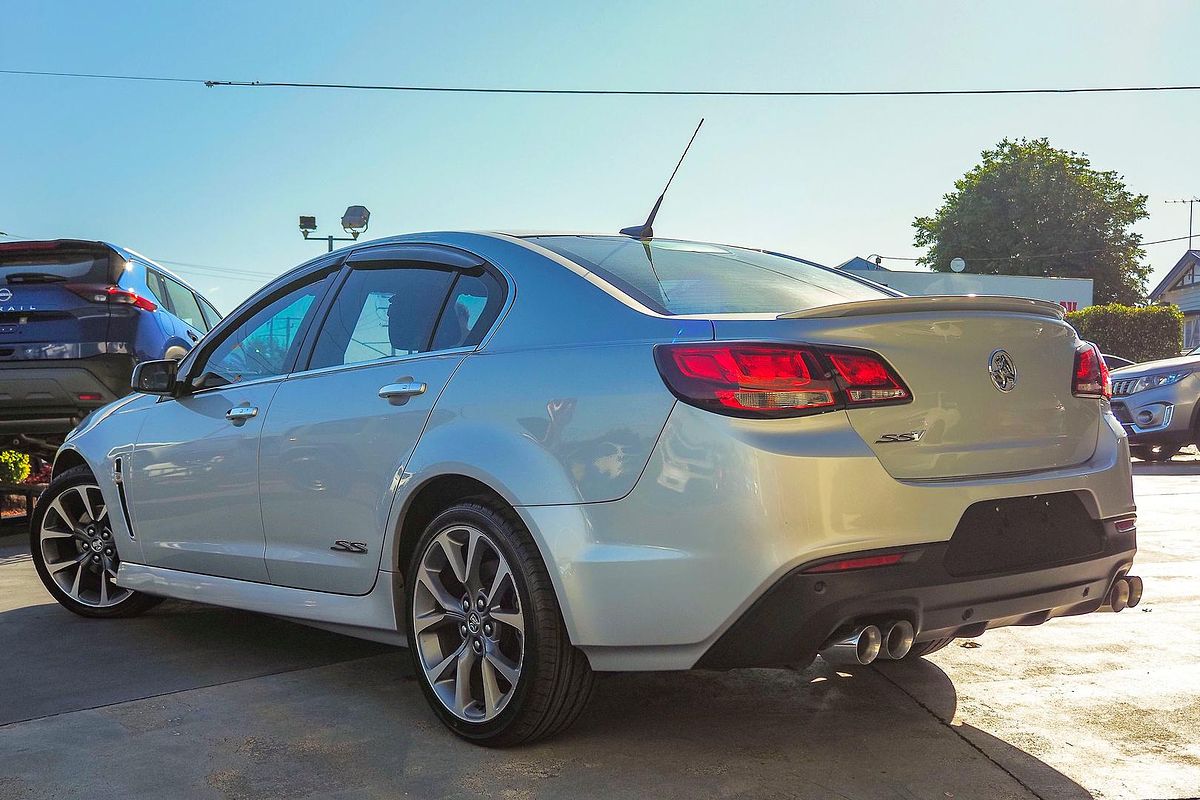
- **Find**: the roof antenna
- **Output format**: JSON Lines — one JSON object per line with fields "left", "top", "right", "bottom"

{"left": 620, "top": 118, "right": 704, "bottom": 240}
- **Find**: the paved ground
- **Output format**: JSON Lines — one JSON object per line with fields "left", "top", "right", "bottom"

{"left": 1, "top": 464, "right": 1197, "bottom": 800}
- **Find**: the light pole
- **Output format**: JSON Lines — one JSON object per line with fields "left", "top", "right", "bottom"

{"left": 1165, "top": 198, "right": 1199, "bottom": 250}
{"left": 299, "top": 205, "right": 371, "bottom": 252}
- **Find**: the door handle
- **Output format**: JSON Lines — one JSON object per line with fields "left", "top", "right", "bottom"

{"left": 186, "top": 330, "right": 199, "bottom": 342}
{"left": 378, "top": 382, "right": 427, "bottom": 403}
{"left": 225, "top": 406, "right": 259, "bottom": 422}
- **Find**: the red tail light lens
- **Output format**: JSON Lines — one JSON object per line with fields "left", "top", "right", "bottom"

{"left": 654, "top": 343, "right": 910, "bottom": 418}
{"left": 66, "top": 284, "right": 157, "bottom": 312}
{"left": 1072, "top": 342, "right": 1110, "bottom": 399}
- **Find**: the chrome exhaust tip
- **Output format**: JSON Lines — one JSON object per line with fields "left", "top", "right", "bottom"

{"left": 1102, "top": 577, "right": 1130, "bottom": 612}
{"left": 819, "top": 624, "right": 882, "bottom": 665}
{"left": 1125, "top": 575, "right": 1143, "bottom": 608}
{"left": 877, "top": 620, "right": 915, "bottom": 660}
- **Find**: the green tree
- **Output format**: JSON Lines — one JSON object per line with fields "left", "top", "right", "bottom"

{"left": 913, "top": 138, "right": 1150, "bottom": 304}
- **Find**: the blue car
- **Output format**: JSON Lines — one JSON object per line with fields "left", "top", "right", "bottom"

{"left": 0, "top": 239, "right": 222, "bottom": 455}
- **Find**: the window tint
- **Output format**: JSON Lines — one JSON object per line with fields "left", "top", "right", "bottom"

{"left": 309, "top": 265, "right": 455, "bottom": 370}
{"left": 527, "top": 236, "right": 892, "bottom": 315}
{"left": 431, "top": 270, "right": 505, "bottom": 350}
{"left": 145, "top": 270, "right": 170, "bottom": 308}
{"left": 198, "top": 296, "right": 222, "bottom": 329}
{"left": 199, "top": 275, "right": 330, "bottom": 386}
{"left": 162, "top": 276, "right": 208, "bottom": 331}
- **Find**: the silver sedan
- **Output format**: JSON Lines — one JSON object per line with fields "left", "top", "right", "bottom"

{"left": 32, "top": 232, "right": 1140, "bottom": 745}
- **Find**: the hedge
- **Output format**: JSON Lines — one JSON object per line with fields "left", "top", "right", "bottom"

{"left": 1065, "top": 304, "right": 1184, "bottom": 364}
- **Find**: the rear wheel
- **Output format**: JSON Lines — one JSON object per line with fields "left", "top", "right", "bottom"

{"left": 30, "top": 466, "right": 161, "bottom": 618}
{"left": 405, "top": 501, "right": 593, "bottom": 746}
{"left": 900, "top": 637, "right": 955, "bottom": 660}
{"left": 1131, "top": 444, "right": 1181, "bottom": 462}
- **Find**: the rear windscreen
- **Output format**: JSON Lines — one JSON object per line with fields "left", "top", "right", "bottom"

{"left": 0, "top": 252, "right": 113, "bottom": 284}
{"left": 527, "top": 235, "right": 894, "bottom": 315}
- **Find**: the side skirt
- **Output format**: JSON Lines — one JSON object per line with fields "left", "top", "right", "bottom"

{"left": 116, "top": 562, "right": 403, "bottom": 645}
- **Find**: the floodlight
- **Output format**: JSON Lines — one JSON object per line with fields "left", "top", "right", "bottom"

{"left": 341, "top": 205, "right": 370, "bottom": 235}
{"left": 299, "top": 215, "right": 318, "bottom": 232}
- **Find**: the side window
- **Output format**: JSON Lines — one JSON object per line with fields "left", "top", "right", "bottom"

{"left": 431, "top": 269, "right": 505, "bottom": 351}
{"left": 308, "top": 265, "right": 456, "bottom": 370}
{"left": 197, "top": 274, "right": 331, "bottom": 387}
{"left": 162, "top": 276, "right": 208, "bottom": 332}
{"left": 145, "top": 270, "right": 170, "bottom": 310}
{"left": 197, "top": 296, "right": 223, "bottom": 330}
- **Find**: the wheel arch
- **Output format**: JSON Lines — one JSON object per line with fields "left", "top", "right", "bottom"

{"left": 51, "top": 447, "right": 91, "bottom": 480}
{"left": 386, "top": 470, "right": 586, "bottom": 645}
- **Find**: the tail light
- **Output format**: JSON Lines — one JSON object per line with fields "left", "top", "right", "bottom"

{"left": 66, "top": 284, "right": 157, "bottom": 312}
{"left": 803, "top": 552, "right": 908, "bottom": 573}
{"left": 653, "top": 342, "right": 910, "bottom": 419}
{"left": 1072, "top": 342, "right": 1110, "bottom": 399}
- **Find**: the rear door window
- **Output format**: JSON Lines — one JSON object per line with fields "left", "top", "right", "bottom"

{"left": 198, "top": 296, "right": 222, "bottom": 330}
{"left": 527, "top": 235, "right": 892, "bottom": 315}
{"left": 308, "top": 264, "right": 456, "bottom": 370}
{"left": 145, "top": 270, "right": 171, "bottom": 309}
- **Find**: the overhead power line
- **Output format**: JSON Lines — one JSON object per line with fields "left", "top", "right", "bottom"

{"left": 3, "top": 68, "right": 1200, "bottom": 98}
{"left": 873, "top": 234, "right": 1196, "bottom": 265}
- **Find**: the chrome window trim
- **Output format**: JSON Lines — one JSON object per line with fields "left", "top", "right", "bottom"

{"left": 285, "top": 345, "right": 478, "bottom": 382}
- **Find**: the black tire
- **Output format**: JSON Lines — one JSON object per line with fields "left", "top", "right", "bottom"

{"left": 404, "top": 500, "right": 594, "bottom": 747}
{"left": 29, "top": 465, "right": 161, "bottom": 619}
{"left": 901, "top": 637, "right": 955, "bottom": 659}
{"left": 1131, "top": 444, "right": 1181, "bottom": 462}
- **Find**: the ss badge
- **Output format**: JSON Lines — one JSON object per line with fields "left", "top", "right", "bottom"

{"left": 875, "top": 430, "right": 926, "bottom": 444}
{"left": 330, "top": 540, "right": 369, "bottom": 553}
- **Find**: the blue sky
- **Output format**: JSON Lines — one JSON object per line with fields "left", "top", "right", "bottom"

{"left": 2, "top": 1, "right": 1198, "bottom": 311}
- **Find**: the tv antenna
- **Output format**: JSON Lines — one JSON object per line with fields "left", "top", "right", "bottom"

{"left": 1165, "top": 197, "right": 1200, "bottom": 249}
{"left": 620, "top": 118, "right": 704, "bottom": 240}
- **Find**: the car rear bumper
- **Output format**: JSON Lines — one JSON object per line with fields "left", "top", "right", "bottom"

{"left": 519, "top": 404, "right": 1135, "bottom": 672}
{"left": 0, "top": 355, "right": 134, "bottom": 436}
{"left": 695, "top": 522, "right": 1136, "bottom": 669}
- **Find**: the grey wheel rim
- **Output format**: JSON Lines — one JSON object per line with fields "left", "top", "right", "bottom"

{"left": 413, "top": 523, "right": 525, "bottom": 722}
{"left": 38, "top": 484, "right": 132, "bottom": 608}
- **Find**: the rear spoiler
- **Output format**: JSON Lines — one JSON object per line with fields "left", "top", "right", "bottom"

{"left": 779, "top": 294, "right": 1066, "bottom": 322}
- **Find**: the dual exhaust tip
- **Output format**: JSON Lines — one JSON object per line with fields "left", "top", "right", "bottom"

{"left": 819, "top": 620, "right": 914, "bottom": 666}
{"left": 1102, "top": 574, "right": 1143, "bottom": 612}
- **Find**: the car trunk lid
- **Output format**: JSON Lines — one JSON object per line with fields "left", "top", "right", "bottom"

{"left": 713, "top": 296, "right": 1100, "bottom": 480}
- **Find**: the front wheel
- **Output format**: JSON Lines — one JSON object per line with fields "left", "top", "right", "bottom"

{"left": 1131, "top": 444, "right": 1181, "bottom": 462}
{"left": 405, "top": 501, "right": 593, "bottom": 746}
{"left": 30, "top": 466, "right": 161, "bottom": 618}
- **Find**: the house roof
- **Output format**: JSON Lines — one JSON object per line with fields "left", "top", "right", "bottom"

{"left": 837, "top": 256, "right": 890, "bottom": 271}
{"left": 1150, "top": 250, "right": 1200, "bottom": 299}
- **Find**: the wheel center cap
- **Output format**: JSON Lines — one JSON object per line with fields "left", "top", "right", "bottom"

{"left": 89, "top": 539, "right": 105, "bottom": 553}
{"left": 467, "top": 612, "right": 481, "bottom": 634}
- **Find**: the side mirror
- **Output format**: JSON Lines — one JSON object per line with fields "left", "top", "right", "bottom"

{"left": 131, "top": 359, "right": 179, "bottom": 395}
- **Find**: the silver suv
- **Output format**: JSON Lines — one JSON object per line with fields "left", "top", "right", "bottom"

{"left": 1110, "top": 346, "right": 1200, "bottom": 461}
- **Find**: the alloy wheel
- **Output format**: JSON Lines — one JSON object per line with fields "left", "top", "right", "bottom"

{"left": 412, "top": 524, "right": 525, "bottom": 722}
{"left": 38, "top": 484, "right": 132, "bottom": 608}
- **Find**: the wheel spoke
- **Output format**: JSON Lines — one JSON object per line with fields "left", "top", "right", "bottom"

{"left": 69, "top": 560, "right": 84, "bottom": 599}
{"left": 481, "top": 654, "right": 502, "bottom": 716}
{"left": 48, "top": 553, "right": 87, "bottom": 574}
{"left": 424, "top": 641, "right": 464, "bottom": 684}
{"left": 48, "top": 497, "right": 75, "bottom": 529}
{"left": 413, "top": 607, "right": 452, "bottom": 635}
{"left": 454, "top": 647, "right": 477, "bottom": 715}
{"left": 417, "top": 568, "right": 464, "bottom": 616}
{"left": 463, "top": 530, "right": 481, "bottom": 591}
{"left": 486, "top": 561, "right": 512, "bottom": 607}
{"left": 490, "top": 609, "right": 523, "bottom": 636}
{"left": 485, "top": 650, "right": 520, "bottom": 686}
{"left": 439, "top": 533, "right": 469, "bottom": 586}
{"left": 99, "top": 574, "right": 109, "bottom": 605}
{"left": 40, "top": 529, "right": 77, "bottom": 541}
{"left": 74, "top": 486, "right": 97, "bottom": 524}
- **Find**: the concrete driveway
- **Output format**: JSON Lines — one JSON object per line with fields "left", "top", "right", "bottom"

{"left": 1, "top": 467, "right": 1197, "bottom": 800}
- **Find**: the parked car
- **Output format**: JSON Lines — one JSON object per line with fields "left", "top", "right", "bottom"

{"left": 1109, "top": 346, "right": 1200, "bottom": 461}
{"left": 1102, "top": 353, "right": 1135, "bottom": 370}
{"left": 32, "top": 232, "right": 1140, "bottom": 746}
{"left": 0, "top": 239, "right": 221, "bottom": 456}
